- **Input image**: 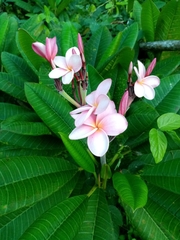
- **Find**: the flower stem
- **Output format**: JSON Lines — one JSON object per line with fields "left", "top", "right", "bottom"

{"left": 59, "top": 90, "right": 81, "bottom": 108}
{"left": 87, "top": 185, "right": 97, "bottom": 197}
{"left": 100, "top": 154, "right": 106, "bottom": 166}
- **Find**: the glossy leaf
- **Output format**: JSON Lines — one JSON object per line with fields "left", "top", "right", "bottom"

{"left": 0, "top": 13, "right": 9, "bottom": 56}
{"left": 0, "top": 173, "right": 80, "bottom": 239}
{"left": 113, "top": 172, "right": 148, "bottom": 211}
{"left": 0, "top": 156, "right": 79, "bottom": 215}
{"left": 74, "top": 188, "right": 116, "bottom": 240}
{"left": 87, "top": 64, "right": 104, "bottom": 94}
{"left": 142, "top": 158, "right": 180, "bottom": 194}
{"left": 25, "top": 83, "right": 74, "bottom": 135}
{"left": 20, "top": 195, "right": 88, "bottom": 240}
{"left": 60, "top": 133, "right": 95, "bottom": 173}
{"left": 141, "top": 0, "right": 160, "bottom": 41}
{"left": 157, "top": 113, "right": 180, "bottom": 131}
{"left": 149, "top": 128, "right": 167, "bottom": 163}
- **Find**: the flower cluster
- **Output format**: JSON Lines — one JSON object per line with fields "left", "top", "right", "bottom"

{"left": 32, "top": 35, "right": 160, "bottom": 158}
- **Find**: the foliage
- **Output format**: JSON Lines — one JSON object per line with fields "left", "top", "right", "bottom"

{"left": 0, "top": 0, "right": 180, "bottom": 240}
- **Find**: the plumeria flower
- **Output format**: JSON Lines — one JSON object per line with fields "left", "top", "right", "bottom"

{"left": 32, "top": 37, "right": 58, "bottom": 67}
{"left": 118, "top": 90, "right": 135, "bottom": 115}
{"left": 70, "top": 79, "right": 112, "bottom": 127}
{"left": 49, "top": 47, "right": 82, "bottom": 84}
{"left": 134, "top": 59, "right": 160, "bottom": 100}
{"left": 69, "top": 101, "right": 128, "bottom": 157}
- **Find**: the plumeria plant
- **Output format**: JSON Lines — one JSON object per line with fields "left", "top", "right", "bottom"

{"left": 1, "top": 1, "right": 180, "bottom": 238}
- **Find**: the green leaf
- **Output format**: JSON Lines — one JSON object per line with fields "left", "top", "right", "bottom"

{"left": 56, "top": 0, "right": 73, "bottom": 15}
{"left": 146, "top": 74, "right": 180, "bottom": 114}
{"left": 16, "top": 29, "right": 45, "bottom": 73}
{"left": 124, "top": 101, "right": 159, "bottom": 138}
{"left": 157, "top": 113, "right": 180, "bottom": 131}
{"left": 60, "top": 133, "right": 95, "bottom": 173}
{"left": 113, "top": 172, "right": 148, "bottom": 211}
{"left": 155, "top": 0, "right": 180, "bottom": 41}
{"left": 133, "top": 0, "right": 142, "bottom": 28}
{"left": 74, "top": 188, "right": 116, "bottom": 240}
{"left": 0, "top": 156, "right": 78, "bottom": 215}
{"left": 25, "top": 83, "right": 74, "bottom": 135}
{"left": 0, "top": 173, "right": 80, "bottom": 239}
{"left": 87, "top": 64, "right": 104, "bottom": 94}
{"left": 1, "top": 52, "right": 38, "bottom": 83}
{"left": 20, "top": 195, "right": 88, "bottom": 239}
{"left": 141, "top": 0, "right": 160, "bottom": 41}
{"left": 60, "top": 22, "right": 78, "bottom": 55}
{"left": 0, "top": 13, "right": 9, "bottom": 57}
{"left": 125, "top": 184, "right": 180, "bottom": 240}
{"left": 149, "top": 128, "right": 167, "bottom": 163}
{"left": 0, "top": 72, "right": 27, "bottom": 102}
{"left": 142, "top": 158, "right": 180, "bottom": 194}
{"left": 85, "top": 27, "right": 112, "bottom": 67}
{"left": 166, "top": 130, "right": 180, "bottom": 146}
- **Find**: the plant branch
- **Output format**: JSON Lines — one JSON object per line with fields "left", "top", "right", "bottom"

{"left": 139, "top": 40, "right": 180, "bottom": 51}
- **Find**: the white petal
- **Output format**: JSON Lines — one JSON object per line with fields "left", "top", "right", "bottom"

{"left": 137, "top": 60, "right": 146, "bottom": 79}
{"left": 54, "top": 56, "right": 67, "bottom": 69}
{"left": 32, "top": 42, "right": 46, "bottom": 58}
{"left": 143, "top": 76, "right": 160, "bottom": 88}
{"left": 69, "top": 125, "right": 96, "bottom": 140}
{"left": 67, "top": 54, "right": 82, "bottom": 72}
{"left": 134, "top": 81, "right": 144, "bottom": 98}
{"left": 66, "top": 47, "right": 80, "bottom": 62}
{"left": 70, "top": 105, "right": 91, "bottom": 115}
{"left": 94, "top": 94, "right": 110, "bottom": 114}
{"left": 49, "top": 68, "right": 68, "bottom": 79}
{"left": 74, "top": 108, "right": 95, "bottom": 127}
{"left": 88, "top": 129, "right": 109, "bottom": 157}
{"left": 143, "top": 84, "right": 155, "bottom": 100}
{"left": 62, "top": 71, "right": 74, "bottom": 84}
{"left": 96, "top": 79, "right": 112, "bottom": 96}
{"left": 99, "top": 113, "right": 128, "bottom": 136}
{"left": 86, "top": 91, "right": 96, "bottom": 106}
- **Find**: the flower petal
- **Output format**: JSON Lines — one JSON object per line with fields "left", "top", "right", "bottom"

{"left": 143, "top": 84, "right": 155, "bottom": 100}
{"left": 32, "top": 42, "right": 46, "bottom": 58}
{"left": 74, "top": 107, "right": 95, "bottom": 127}
{"left": 137, "top": 60, "right": 146, "bottom": 79}
{"left": 134, "top": 81, "right": 145, "bottom": 98}
{"left": 99, "top": 113, "right": 128, "bottom": 136}
{"left": 66, "top": 47, "right": 80, "bottom": 62}
{"left": 97, "top": 101, "right": 117, "bottom": 123}
{"left": 95, "top": 79, "right": 112, "bottom": 97}
{"left": 143, "top": 76, "right": 160, "bottom": 88}
{"left": 54, "top": 56, "right": 68, "bottom": 69}
{"left": 145, "top": 58, "right": 156, "bottom": 76}
{"left": 67, "top": 54, "right": 82, "bottom": 72}
{"left": 94, "top": 94, "right": 110, "bottom": 114}
{"left": 88, "top": 129, "right": 109, "bottom": 157}
{"left": 45, "top": 37, "right": 58, "bottom": 61}
{"left": 62, "top": 70, "right": 74, "bottom": 84}
{"left": 49, "top": 68, "right": 68, "bottom": 79}
{"left": 86, "top": 91, "right": 96, "bottom": 106}
{"left": 69, "top": 125, "right": 97, "bottom": 139}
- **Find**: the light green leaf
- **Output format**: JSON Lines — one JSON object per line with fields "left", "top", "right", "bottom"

{"left": 74, "top": 188, "right": 116, "bottom": 240}
{"left": 60, "top": 132, "right": 95, "bottom": 173}
{"left": 141, "top": 0, "right": 160, "bottom": 41}
{"left": 142, "top": 158, "right": 180, "bottom": 194}
{"left": 149, "top": 128, "right": 167, "bottom": 163}
{"left": 20, "top": 195, "right": 88, "bottom": 240}
{"left": 157, "top": 113, "right": 180, "bottom": 131}
{"left": 0, "top": 156, "right": 78, "bottom": 215}
{"left": 113, "top": 172, "right": 148, "bottom": 211}
{"left": 25, "top": 83, "right": 74, "bottom": 135}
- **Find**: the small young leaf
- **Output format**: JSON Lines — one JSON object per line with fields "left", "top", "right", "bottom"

{"left": 149, "top": 128, "right": 167, "bottom": 163}
{"left": 113, "top": 172, "right": 148, "bottom": 211}
{"left": 157, "top": 113, "right": 180, "bottom": 131}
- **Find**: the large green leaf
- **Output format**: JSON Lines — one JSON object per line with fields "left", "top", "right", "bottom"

{"left": 19, "top": 195, "right": 88, "bottom": 239}
{"left": 1, "top": 52, "right": 38, "bottom": 83}
{"left": 74, "top": 188, "right": 116, "bottom": 240}
{"left": 145, "top": 74, "right": 180, "bottom": 114}
{"left": 125, "top": 184, "right": 180, "bottom": 240}
{"left": 87, "top": 64, "right": 104, "bottom": 94}
{"left": 85, "top": 27, "right": 112, "bottom": 67}
{"left": 16, "top": 29, "right": 45, "bottom": 73}
{"left": 113, "top": 172, "right": 148, "bottom": 211}
{"left": 0, "top": 73, "right": 26, "bottom": 102}
{"left": 25, "top": 83, "right": 74, "bottom": 135}
{"left": 141, "top": 0, "right": 160, "bottom": 41}
{"left": 0, "top": 156, "right": 78, "bottom": 215}
{"left": 60, "top": 133, "right": 95, "bottom": 173}
{"left": 0, "top": 13, "right": 9, "bottom": 57}
{"left": 157, "top": 113, "right": 180, "bottom": 131}
{"left": 0, "top": 173, "right": 80, "bottom": 239}
{"left": 149, "top": 128, "right": 167, "bottom": 163}
{"left": 60, "top": 22, "right": 78, "bottom": 55}
{"left": 142, "top": 158, "right": 180, "bottom": 194}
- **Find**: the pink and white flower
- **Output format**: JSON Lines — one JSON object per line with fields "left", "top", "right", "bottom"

{"left": 70, "top": 79, "right": 112, "bottom": 127}
{"left": 118, "top": 90, "right": 135, "bottom": 115}
{"left": 134, "top": 59, "right": 160, "bottom": 100}
{"left": 32, "top": 37, "right": 58, "bottom": 66}
{"left": 69, "top": 101, "right": 128, "bottom": 157}
{"left": 49, "top": 47, "right": 82, "bottom": 84}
